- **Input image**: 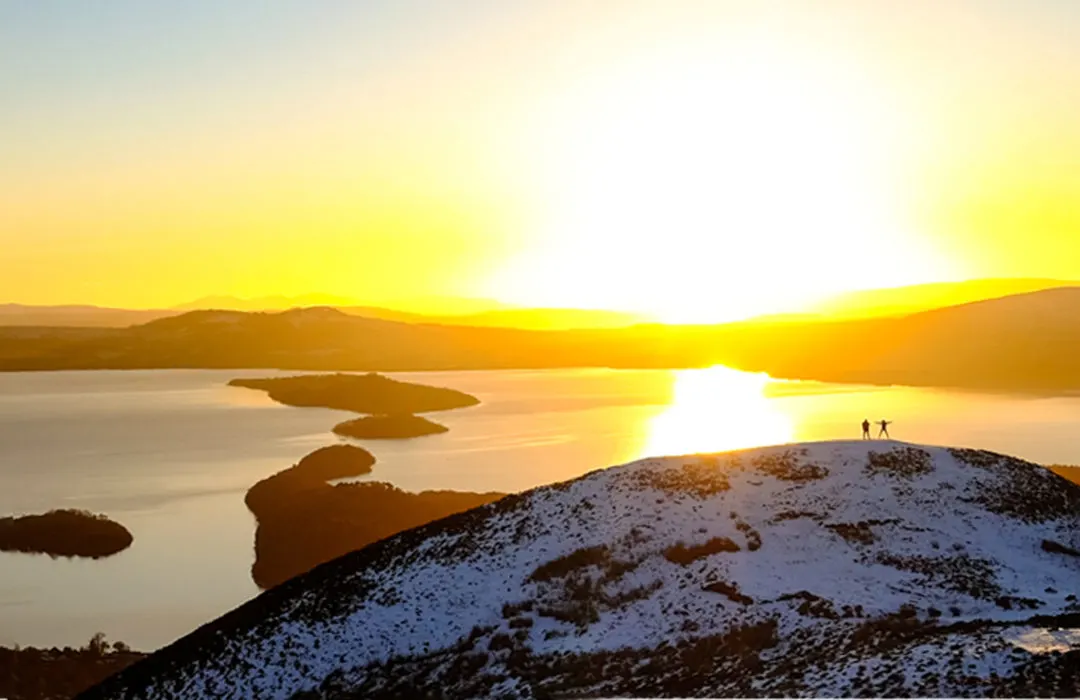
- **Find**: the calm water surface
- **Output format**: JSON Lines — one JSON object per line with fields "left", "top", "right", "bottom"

{"left": 2, "top": 367, "right": 1079, "bottom": 649}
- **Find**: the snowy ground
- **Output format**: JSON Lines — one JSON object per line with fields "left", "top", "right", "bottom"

{"left": 82, "top": 440, "right": 1080, "bottom": 699}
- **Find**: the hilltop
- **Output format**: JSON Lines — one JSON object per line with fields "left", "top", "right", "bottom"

{"left": 81, "top": 441, "right": 1080, "bottom": 698}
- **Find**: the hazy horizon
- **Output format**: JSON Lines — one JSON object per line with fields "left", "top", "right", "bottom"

{"left": 3, "top": 276, "right": 1080, "bottom": 326}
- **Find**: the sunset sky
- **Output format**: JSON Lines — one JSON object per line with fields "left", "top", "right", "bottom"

{"left": 3, "top": 1, "right": 1080, "bottom": 321}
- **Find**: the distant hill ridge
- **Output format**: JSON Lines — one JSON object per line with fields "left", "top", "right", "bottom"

{"left": 79, "top": 441, "right": 1080, "bottom": 698}
{"left": 809, "top": 277, "right": 1079, "bottom": 319}
{"left": 5, "top": 287, "right": 1080, "bottom": 392}
{"left": 0, "top": 301, "right": 650, "bottom": 331}
{"left": 5, "top": 277, "right": 1078, "bottom": 329}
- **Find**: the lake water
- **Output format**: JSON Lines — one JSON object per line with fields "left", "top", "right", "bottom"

{"left": 2, "top": 367, "right": 1080, "bottom": 650}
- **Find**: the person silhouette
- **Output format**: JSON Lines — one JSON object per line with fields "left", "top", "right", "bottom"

{"left": 861, "top": 419, "right": 871, "bottom": 440}
{"left": 878, "top": 419, "right": 892, "bottom": 439}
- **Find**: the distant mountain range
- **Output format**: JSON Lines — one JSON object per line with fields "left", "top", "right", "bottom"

{"left": 174, "top": 294, "right": 654, "bottom": 329}
{"left": 171, "top": 294, "right": 366, "bottom": 311}
{"left": 171, "top": 293, "right": 521, "bottom": 316}
{"left": 0, "top": 301, "right": 649, "bottom": 331}
{"left": 705, "top": 286, "right": 1080, "bottom": 391}
{"left": 79, "top": 442, "right": 1080, "bottom": 698}
{"left": 0, "top": 304, "right": 174, "bottom": 328}
{"left": 806, "top": 277, "right": 1079, "bottom": 320}
{"left": 3, "top": 286, "right": 1080, "bottom": 392}
{"left": 5, "top": 278, "right": 1076, "bottom": 329}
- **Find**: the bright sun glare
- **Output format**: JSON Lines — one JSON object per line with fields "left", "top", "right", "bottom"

{"left": 490, "top": 39, "right": 950, "bottom": 322}
{"left": 643, "top": 365, "right": 792, "bottom": 456}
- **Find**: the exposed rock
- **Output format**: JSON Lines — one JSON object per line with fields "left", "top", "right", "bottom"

{"left": 664, "top": 537, "right": 741, "bottom": 565}
{"left": 1042, "top": 539, "right": 1080, "bottom": 557}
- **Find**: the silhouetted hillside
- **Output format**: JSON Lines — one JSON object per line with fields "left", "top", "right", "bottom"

{"left": 6, "top": 289, "right": 1080, "bottom": 392}
{"left": 0, "top": 326, "right": 118, "bottom": 364}
{"left": 808, "top": 278, "right": 1079, "bottom": 319}
{"left": 0, "top": 295, "right": 639, "bottom": 330}
{"left": 712, "top": 287, "right": 1080, "bottom": 391}
{"left": 9, "top": 279, "right": 1069, "bottom": 329}
{"left": 0, "top": 304, "right": 177, "bottom": 328}
{"left": 172, "top": 295, "right": 647, "bottom": 328}
{"left": 0, "top": 307, "right": 639, "bottom": 372}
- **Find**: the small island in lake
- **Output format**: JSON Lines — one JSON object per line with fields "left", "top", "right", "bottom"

{"left": 245, "top": 445, "right": 502, "bottom": 589}
{"left": 0, "top": 509, "right": 133, "bottom": 558}
{"left": 230, "top": 374, "right": 494, "bottom": 588}
{"left": 228, "top": 372, "right": 480, "bottom": 414}
{"left": 333, "top": 413, "right": 449, "bottom": 439}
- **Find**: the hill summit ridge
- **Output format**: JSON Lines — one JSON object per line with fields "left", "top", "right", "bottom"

{"left": 82, "top": 441, "right": 1080, "bottom": 698}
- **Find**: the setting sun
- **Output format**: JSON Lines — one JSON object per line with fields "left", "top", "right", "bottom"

{"left": 485, "top": 33, "right": 955, "bottom": 322}
{"left": 4, "top": 2, "right": 1080, "bottom": 315}
{"left": 643, "top": 365, "right": 792, "bottom": 456}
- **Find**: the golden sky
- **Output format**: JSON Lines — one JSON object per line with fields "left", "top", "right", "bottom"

{"left": 2, "top": 1, "right": 1080, "bottom": 320}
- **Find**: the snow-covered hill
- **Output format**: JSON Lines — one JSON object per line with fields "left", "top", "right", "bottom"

{"left": 82, "top": 441, "right": 1080, "bottom": 698}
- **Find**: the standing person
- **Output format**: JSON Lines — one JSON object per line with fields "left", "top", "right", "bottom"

{"left": 878, "top": 419, "right": 892, "bottom": 439}
{"left": 862, "top": 419, "right": 871, "bottom": 440}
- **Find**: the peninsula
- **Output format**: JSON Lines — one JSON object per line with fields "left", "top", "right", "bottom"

{"left": 244, "top": 444, "right": 501, "bottom": 589}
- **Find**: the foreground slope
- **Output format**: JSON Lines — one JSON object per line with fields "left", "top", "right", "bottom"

{"left": 82, "top": 442, "right": 1080, "bottom": 698}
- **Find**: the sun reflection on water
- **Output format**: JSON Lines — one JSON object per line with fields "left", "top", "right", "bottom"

{"left": 640, "top": 365, "right": 793, "bottom": 458}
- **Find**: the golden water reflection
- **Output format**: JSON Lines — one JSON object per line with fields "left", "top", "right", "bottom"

{"left": 640, "top": 365, "right": 794, "bottom": 457}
